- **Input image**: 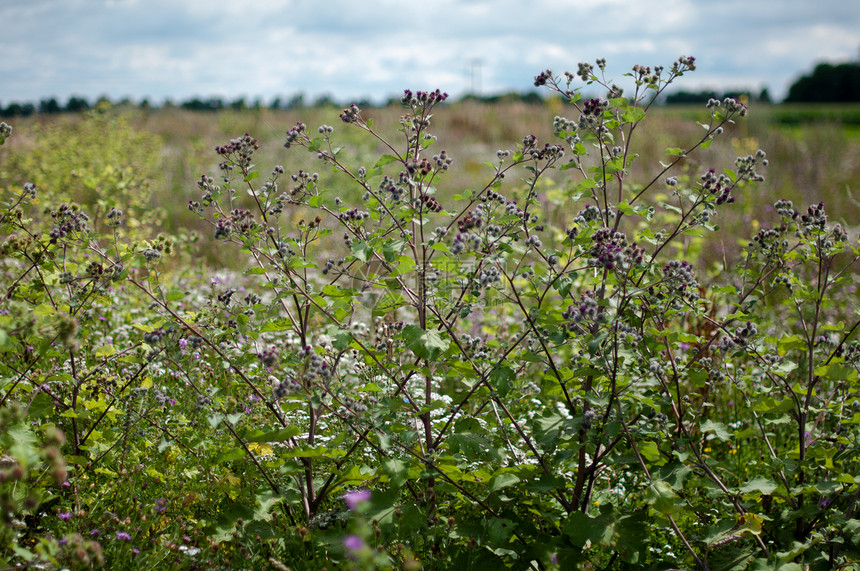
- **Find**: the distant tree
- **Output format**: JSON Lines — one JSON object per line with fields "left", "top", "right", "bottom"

{"left": 39, "top": 98, "right": 61, "bottom": 114}
{"left": 286, "top": 93, "right": 305, "bottom": 109}
{"left": 785, "top": 62, "right": 860, "bottom": 103}
{"left": 519, "top": 91, "right": 544, "bottom": 105}
{"left": 758, "top": 88, "right": 772, "bottom": 103}
{"left": 270, "top": 97, "right": 282, "bottom": 110}
{"left": 181, "top": 97, "right": 224, "bottom": 112}
{"left": 94, "top": 96, "right": 113, "bottom": 111}
{"left": 230, "top": 97, "right": 247, "bottom": 111}
{"left": 664, "top": 90, "right": 718, "bottom": 104}
{"left": 1, "top": 103, "right": 21, "bottom": 118}
{"left": 139, "top": 98, "right": 151, "bottom": 110}
{"left": 65, "top": 96, "right": 90, "bottom": 113}
{"left": 457, "top": 91, "right": 543, "bottom": 105}
{"left": 313, "top": 94, "right": 336, "bottom": 108}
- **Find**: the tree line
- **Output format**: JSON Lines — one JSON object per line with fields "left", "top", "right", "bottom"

{"left": 3, "top": 60, "right": 858, "bottom": 118}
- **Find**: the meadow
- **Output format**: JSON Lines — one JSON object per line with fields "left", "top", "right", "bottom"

{"left": 4, "top": 98, "right": 859, "bottom": 269}
{"left": 2, "top": 60, "right": 860, "bottom": 570}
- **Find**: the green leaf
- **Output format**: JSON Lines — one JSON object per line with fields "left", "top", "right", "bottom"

{"left": 622, "top": 107, "right": 646, "bottom": 123}
{"left": 243, "top": 171, "right": 259, "bottom": 182}
{"left": 702, "top": 419, "right": 731, "bottom": 442}
{"left": 27, "top": 393, "right": 54, "bottom": 419}
{"left": 489, "top": 366, "right": 515, "bottom": 397}
{"left": 260, "top": 318, "right": 293, "bottom": 332}
{"left": 739, "top": 477, "right": 777, "bottom": 496}
{"left": 215, "top": 447, "right": 245, "bottom": 463}
{"left": 34, "top": 303, "right": 55, "bottom": 317}
{"left": 94, "top": 344, "right": 117, "bottom": 358}
{"left": 777, "top": 334, "right": 807, "bottom": 355}
{"left": 814, "top": 363, "right": 856, "bottom": 381}
{"left": 402, "top": 325, "right": 449, "bottom": 361}
{"left": 375, "top": 154, "right": 400, "bottom": 167}
{"left": 351, "top": 241, "right": 373, "bottom": 263}
{"left": 639, "top": 441, "right": 661, "bottom": 463}
{"left": 489, "top": 471, "right": 520, "bottom": 492}
{"left": 615, "top": 512, "right": 649, "bottom": 563}
{"left": 165, "top": 289, "right": 186, "bottom": 301}
{"left": 646, "top": 481, "right": 676, "bottom": 513}
{"left": 564, "top": 511, "right": 614, "bottom": 547}
{"left": 487, "top": 518, "right": 517, "bottom": 546}
{"left": 244, "top": 426, "right": 301, "bottom": 443}
{"left": 381, "top": 458, "right": 408, "bottom": 489}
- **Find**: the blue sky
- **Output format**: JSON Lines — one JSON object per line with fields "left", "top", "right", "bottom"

{"left": 2, "top": 0, "right": 858, "bottom": 105}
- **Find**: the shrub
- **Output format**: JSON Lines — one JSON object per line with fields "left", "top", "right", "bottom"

{"left": 1, "top": 54, "right": 860, "bottom": 570}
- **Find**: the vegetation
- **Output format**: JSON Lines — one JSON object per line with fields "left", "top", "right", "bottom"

{"left": 786, "top": 62, "right": 860, "bottom": 103}
{"left": 1, "top": 57, "right": 860, "bottom": 570}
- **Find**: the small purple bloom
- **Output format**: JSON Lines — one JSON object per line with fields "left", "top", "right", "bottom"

{"left": 343, "top": 534, "right": 364, "bottom": 552}
{"left": 58, "top": 512, "right": 73, "bottom": 521}
{"left": 116, "top": 531, "right": 132, "bottom": 541}
{"left": 344, "top": 489, "right": 371, "bottom": 510}
{"left": 90, "top": 529, "right": 101, "bottom": 536}
{"left": 132, "top": 548, "right": 140, "bottom": 555}
{"left": 179, "top": 338, "right": 188, "bottom": 349}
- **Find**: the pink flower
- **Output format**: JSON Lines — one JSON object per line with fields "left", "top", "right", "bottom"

{"left": 343, "top": 534, "right": 364, "bottom": 552}
{"left": 343, "top": 489, "right": 371, "bottom": 510}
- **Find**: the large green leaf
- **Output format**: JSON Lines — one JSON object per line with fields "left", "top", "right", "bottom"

{"left": 402, "top": 325, "right": 450, "bottom": 361}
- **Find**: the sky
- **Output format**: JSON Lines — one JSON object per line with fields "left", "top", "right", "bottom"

{"left": 2, "top": 0, "right": 859, "bottom": 106}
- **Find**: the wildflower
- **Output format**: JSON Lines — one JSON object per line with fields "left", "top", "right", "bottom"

{"left": 534, "top": 69, "right": 553, "bottom": 87}
{"left": 344, "top": 489, "right": 371, "bottom": 510}
{"left": 343, "top": 534, "right": 365, "bottom": 552}
{"left": 59, "top": 512, "right": 73, "bottom": 521}
{"left": 116, "top": 531, "right": 132, "bottom": 541}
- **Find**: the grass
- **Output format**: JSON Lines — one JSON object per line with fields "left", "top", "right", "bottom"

{"left": 2, "top": 100, "right": 859, "bottom": 271}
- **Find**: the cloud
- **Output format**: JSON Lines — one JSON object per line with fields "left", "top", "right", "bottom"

{"left": 1, "top": 0, "right": 858, "bottom": 104}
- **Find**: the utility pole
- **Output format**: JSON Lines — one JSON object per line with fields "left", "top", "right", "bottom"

{"left": 470, "top": 59, "right": 483, "bottom": 95}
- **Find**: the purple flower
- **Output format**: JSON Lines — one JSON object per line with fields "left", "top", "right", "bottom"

{"left": 116, "top": 531, "right": 132, "bottom": 541}
{"left": 343, "top": 534, "right": 364, "bottom": 552}
{"left": 132, "top": 548, "right": 140, "bottom": 555}
{"left": 90, "top": 529, "right": 101, "bottom": 536}
{"left": 344, "top": 489, "right": 371, "bottom": 510}
{"left": 58, "top": 512, "right": 73, "bottom": 521}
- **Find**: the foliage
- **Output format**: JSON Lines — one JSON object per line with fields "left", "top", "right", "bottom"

{"left": 1, "top": 54, "right": 860, "bottom": 571}
{"left": 786, "top": 62, "right": 860, "bottom": 104}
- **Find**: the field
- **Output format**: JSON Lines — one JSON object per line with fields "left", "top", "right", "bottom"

{"left": 4, "top": 100, "right": 859, "bottom": 268}
{"left": 2, "top": 92, "right": 860, "bottom": 570}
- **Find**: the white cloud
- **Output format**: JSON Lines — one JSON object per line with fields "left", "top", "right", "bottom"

{"left": 1, "top": 0, "right": 858, "bottom": 103}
